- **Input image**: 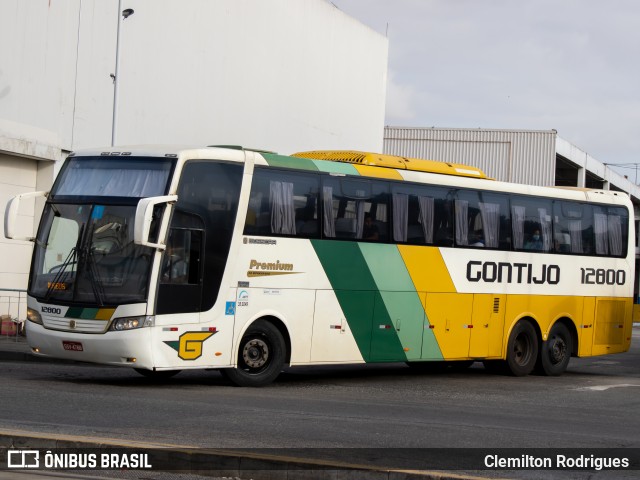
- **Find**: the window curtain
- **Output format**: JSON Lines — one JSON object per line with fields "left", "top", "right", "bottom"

{"left": 455, "top": 200, "right": 469, "bottom": 245}
{"left": 270, "top": 181, "right": 296, "bottom": 234}
{"left": 355, "top": 200, "right": 366, "bottom": 239}
{"left": 568, "top": 220, "right": 583, "bottom": 253}
{"left": 322, "top": 186, "right": 335, "bottom": 238}
{"left": 608, "top": 214, "right": 623, "bottom": 256}
{"left": 594, "top": 213, "right": 609, "bottom": 255}
{"left": 511, "top": 205, "right": 526, "bottom": 249}
{"left": 479, "top": 202, "right": 500, "bottom": 248}
{"left": 418, "top": 196, "right": 434, "bottom": 244}
{"left": 58, "top": 168, "right": 168, "bottom": 197}
{"left": 538, "top": 208, "right": 552, "bottom": 251}
{"left": 393, "top": 193, "right": 409, "bottom": 242}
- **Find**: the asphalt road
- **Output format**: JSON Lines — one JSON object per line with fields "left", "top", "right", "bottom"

{"left": 0, "top": 328, "right": 639, "bottom": 479}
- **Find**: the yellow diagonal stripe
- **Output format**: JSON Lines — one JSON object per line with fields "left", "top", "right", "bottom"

{"left": 398, "top": 245, "right": 456, "bottom": 293}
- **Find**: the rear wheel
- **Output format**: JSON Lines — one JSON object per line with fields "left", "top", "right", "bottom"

{"left": 538, "top": 322, "right": 572, "bottom": 376}
{"left": 221, "top": 320, "right": 286, "bottom": 387}
{"left": 505, "top": 321, "right": 538, "bottom": 376}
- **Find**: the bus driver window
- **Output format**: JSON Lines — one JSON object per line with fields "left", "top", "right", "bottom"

{"left": 162, "top": 244, "right": 188, "bottom": 284}
{"left": 161, "top": 228, "right": 202, "bottom": 285}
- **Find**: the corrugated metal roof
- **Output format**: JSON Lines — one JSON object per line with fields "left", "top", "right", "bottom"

{"left": 383, "top": 127, "right": 557, "bottom": 186}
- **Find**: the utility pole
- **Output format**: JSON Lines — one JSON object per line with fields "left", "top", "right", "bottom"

{"left": 111, "top": 1, "right": 134, "bottom": 147}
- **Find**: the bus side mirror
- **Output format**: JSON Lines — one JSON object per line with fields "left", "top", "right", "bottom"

{"left": 4, "top": 191, "right": 48, "bottom": 241}
{"left": 134, "top": 195, "right": 177, "bottom": 249}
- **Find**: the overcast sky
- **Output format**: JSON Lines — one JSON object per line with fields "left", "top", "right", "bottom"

{"left": 331, "top": 0, "right": 640, "bottom": 173}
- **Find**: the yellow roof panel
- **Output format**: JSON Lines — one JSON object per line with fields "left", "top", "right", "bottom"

{"left": 292, "top": 150, "right": 488, "bottom": 179}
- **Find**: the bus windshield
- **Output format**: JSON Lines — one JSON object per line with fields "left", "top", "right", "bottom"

{"left": 29, "top": 156, "right": 174, "bottom": 305}
{"left": 30, "top": 203, "right": 158, "bottom": 305}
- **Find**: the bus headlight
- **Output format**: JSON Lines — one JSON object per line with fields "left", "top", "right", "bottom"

{"left": 27, "top": 308, "right": 43, "bottom": 325}
{"left": 110, "top": 315, "right": 155, "bottom": 331}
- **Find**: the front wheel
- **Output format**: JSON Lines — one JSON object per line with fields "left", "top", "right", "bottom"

{"left": 505, "top": 321, "right": 538, "bottom": 376}
{"left": 538, "top": 322, "right": 572, "bottom": 376}
{"left": 221, "top": 320, "right": 286, "bottom": 387}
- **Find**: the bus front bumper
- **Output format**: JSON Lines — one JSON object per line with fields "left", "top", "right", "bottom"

{"left": 26, "top": 322, "right": 155, "bottom": 369}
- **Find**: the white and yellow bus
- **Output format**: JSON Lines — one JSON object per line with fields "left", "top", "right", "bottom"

{"left": 4, "top": 146, "right": 635, "bottom": 386}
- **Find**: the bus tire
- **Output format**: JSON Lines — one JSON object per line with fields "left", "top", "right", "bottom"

{"left": 134, "top": 368, "right": 181, "bottom": 379}
{"left": 222, "top": 320, "right": 286, "bottom": 387}
{"left": 539, "top": 322, "right": 572, "bottom": 376}
{"left": 505, "top": 321, "right": 538, "bottom": 376}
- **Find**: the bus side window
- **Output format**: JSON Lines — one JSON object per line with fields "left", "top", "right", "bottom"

{"left": 362, "top": 181, "right": 389, "bottom": 242}
{"left": 593, "top": 206, "right": 628, "bottom": 256}
{"left": 434, "top": 194, "right": 454, "bottom": 246}
{"left": 161, "top": 214, "right": 203, "bottom": 285}
{"left": 553, "top": 201, "right": 589, "bottom": 254}
{"left": 454, "top": 190, "right": 509, "bottom": 249}
{"left": 511, "top": 195, "right": 552, "bottom": 252}
{"left": 322, "top": 177, "right": 388, "bottom": 242}
{"left": 244, "top": 168, "right": 319, "bottom": 238}
{"left": 454, "top": 192, "right": 480, "bottom": 247}
{"left": 392, "top": 184, "right": 450, "bottom": 246}
{"left": 295, "top": 193, "right": 319, "bottom": 237}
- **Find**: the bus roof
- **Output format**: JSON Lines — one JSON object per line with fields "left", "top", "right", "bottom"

{"left": 64, "top": 145, "right": 631, "bottom": 207}
{"left": 292, "top": 150, "right": 489, "bottom": 180}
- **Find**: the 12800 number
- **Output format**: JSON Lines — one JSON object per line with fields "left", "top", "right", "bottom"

{"left": 580, "top": 268, "right": 625, "bottom": 285}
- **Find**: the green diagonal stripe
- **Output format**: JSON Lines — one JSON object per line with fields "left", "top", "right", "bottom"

{"left": 311, "top": 159, "right": 359, "bottom": 175}
{"left": 359, "top": 244, "right": 443, "bottom": 360}
{"left": 262, "top": 153, "right": 319, "bottom": 171}
{"left": 65, "top": 307, "right": 99, "bottom": 319}
{"left": 311, "top": 240, "right": 406, "bottom": 362}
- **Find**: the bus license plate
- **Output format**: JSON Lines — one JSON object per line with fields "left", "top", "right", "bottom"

{"left": 62, "top": 341, "right": 83, "bottom": 352}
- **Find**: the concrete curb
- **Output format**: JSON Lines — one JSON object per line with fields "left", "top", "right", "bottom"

{"left": 0, "top": 430, "right": 499, "bottom": 480}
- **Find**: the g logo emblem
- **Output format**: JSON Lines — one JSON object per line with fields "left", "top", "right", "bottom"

{"left": 178, "top": 332, "right": 214, "bottom": 360}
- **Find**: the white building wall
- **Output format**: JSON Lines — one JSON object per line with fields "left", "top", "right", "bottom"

{"left": 0, "top": 154, "right": 37, "bottom": 290}
{"left": 108, "top": 0, "right": 388, "bottom": 153}
{"left": 0, "top": 0, "right": 387, "bottom": 293}
{"left": 1, "top": 0, "right": 387, "bottom": 155}
{"left": 0, "top": 1, "right": 80, "bottom": 151}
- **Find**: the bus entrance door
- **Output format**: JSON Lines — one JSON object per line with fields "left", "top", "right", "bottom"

{"left": 156, "top": 224, "right": 204, "bottom": 315}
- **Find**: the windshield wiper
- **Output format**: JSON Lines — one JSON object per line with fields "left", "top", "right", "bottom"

{"left": 44, "top": 223, "right": 84, "bottom": 303}
{"left": 85, "top": 250, "right": 106, "bottom": 306}
{"left": 82, "top": 222, "right": 106, "bottom": 306}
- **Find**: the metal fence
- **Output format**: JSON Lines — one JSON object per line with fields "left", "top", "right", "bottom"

{"left": 0, "top": 288, "right": 27, "bottom": 339}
